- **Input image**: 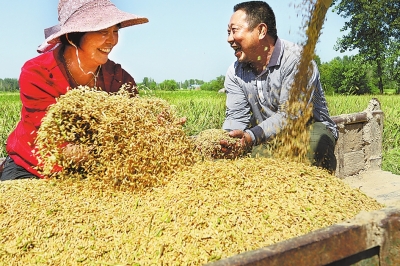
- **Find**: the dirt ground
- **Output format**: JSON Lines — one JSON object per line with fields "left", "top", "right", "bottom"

{"left": 343, "top": 170, "right": 400, "bottom": 207}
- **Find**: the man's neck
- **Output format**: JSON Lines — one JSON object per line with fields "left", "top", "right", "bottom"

{"left": 250, "top": 44, "right": 275, "bottom": 75}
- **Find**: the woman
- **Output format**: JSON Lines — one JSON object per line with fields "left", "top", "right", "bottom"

{"left": 0, "top": 0, "right": 148, "bottom": 181}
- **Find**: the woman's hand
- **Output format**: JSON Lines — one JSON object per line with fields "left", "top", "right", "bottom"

{"left": 157, "top": 110, "right": 186, "bottom": 126}
{"left": 217, "top": 130, "right": 253, "bottom": 159}
{"left": 177, "top": 117, "right": 187, "bottom": 125}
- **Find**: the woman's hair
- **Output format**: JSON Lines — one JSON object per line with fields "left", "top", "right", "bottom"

{"left": 60, "top": 32, "right": 86, "bottom": 47}
{"left": 234, "top": 1, "right": 277, "bottom": 41}
{"left": 59, "top": 23, "right": 122, "bottom": 47}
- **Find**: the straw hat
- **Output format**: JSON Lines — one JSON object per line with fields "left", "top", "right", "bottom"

{"left": 38, "top": 0, "right": 148, "bottom": 53}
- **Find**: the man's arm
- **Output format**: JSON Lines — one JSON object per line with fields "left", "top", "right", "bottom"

{"left": 222, "top": 63, "right": 253, "bottom": 132}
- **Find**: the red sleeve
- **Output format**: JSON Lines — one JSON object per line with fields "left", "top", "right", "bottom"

{"left": 6, "top": 51, "right": 69, "bottom": 178}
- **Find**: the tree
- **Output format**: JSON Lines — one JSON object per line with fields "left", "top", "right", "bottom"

{"left": 140, "top": 77, "right": 157, "bottom": 90}
{"left": 339, "top": 55, "right": 375, "bottom": 95}
{"left": 319, "top": 56, "right": 346, "bottom": 95}
{"left": 158, "top": 79, "right": 179, "bottom": 91}
{"left": 333, "top": 0, "right": 400, "bottom": 94}
{"left": 385, "top": 39, "right": 400, "bottom": 93}
{"left": 180, "top": 79, "right": 205, "bottom": 90}
{"left": 200, "top": 75, "right": 225, "bottom": 91}
{"left": 314, "top": 55, "right": 322, "bottom": 66}
{"left": 319, "top": 55, "right": 377, "bottom": 95}
{"left": 0, "top": 78, "right": 19, "bottom": 91}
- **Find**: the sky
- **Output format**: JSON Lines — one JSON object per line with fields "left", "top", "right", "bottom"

{"left": 0, "top": 0, "right": 355, "bottom": 83}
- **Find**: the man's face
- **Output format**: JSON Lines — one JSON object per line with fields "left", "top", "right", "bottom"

{"left": 227, "top": 10, "right": 259, "bottom": 63}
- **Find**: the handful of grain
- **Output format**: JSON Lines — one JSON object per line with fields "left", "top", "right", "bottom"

{"left": 194, "top": 128, "right": 244, "bottom": 159}
{"left": 35, "top": 86, "right": 199, "bottom": 189}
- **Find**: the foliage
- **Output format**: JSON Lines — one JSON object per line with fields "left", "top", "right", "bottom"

{"left": 0, "top": 78, "right": 19, "bottom": 91}
{"left": 200, "top": 75, "right": 225, "bottom": 91}
{"left": 333, "top": 0, "right": 400, "bottom": 94}
{"left": 339, "top": 55, "right": 376, "bottom": 94}
{"left": 319, "top": 57, "right": 346, "bottom": 95}
{"left": 138, "top": 77, "right": 206, "bottom": 90}
{"left": 314, "top": 55, "right": 322, "bottom": 66}
{"left": 319, "top": 55, "right": 394, "bottom": 95}
{"left": 384, "top": 39, "right": 400, "bottom": 93}
{"left": 158, "top": 79, "right": 179, "bottom": 91}
{"left": 183, "top": 79, "right": 205, "bottom": 89}
{"left": 140, "top": 77, "right": 157, "bottom": 90}
{"left": 0, "top": 93, "right": 21, "bottom": 156}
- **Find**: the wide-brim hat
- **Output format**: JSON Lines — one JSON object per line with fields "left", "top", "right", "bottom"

{"left": 38, "top": 0, "right": 148, "bottom": 53}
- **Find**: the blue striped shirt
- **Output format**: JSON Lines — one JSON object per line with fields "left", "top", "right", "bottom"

{"left": 222, "top": 38, "right": 338, "bottom": 145}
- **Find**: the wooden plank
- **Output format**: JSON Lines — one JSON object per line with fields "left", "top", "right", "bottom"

{"left": 206, "top": 207, "right": 400, "bottom": 266}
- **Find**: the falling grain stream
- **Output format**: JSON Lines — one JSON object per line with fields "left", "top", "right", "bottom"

{"left": 275, "top": 0, "right": 333, "bottom": 162}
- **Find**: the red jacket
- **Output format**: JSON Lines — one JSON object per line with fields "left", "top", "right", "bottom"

{"left": 6, "top": 45, "right": 137, "bottom": 178}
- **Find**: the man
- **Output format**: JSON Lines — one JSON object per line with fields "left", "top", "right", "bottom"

{"left": 218, "top": 1, "right": 338, "bottom": 172}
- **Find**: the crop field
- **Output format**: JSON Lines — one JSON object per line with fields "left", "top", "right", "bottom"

{"left": 0, "top": 93, "right": 20, "bottom": 159}
{"left": 1, "top": 91, "right": 399, "bottom": 174}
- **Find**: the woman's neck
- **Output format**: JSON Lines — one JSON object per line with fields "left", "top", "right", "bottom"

{"left": 63, "top": 46, "right": 100, "bottom": 87}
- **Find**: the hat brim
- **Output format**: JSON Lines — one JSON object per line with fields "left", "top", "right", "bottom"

{"left": 38, "top": 4, "right": 148, "bottom": 53}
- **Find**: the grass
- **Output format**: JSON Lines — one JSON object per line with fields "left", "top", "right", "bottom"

{"left": 0, "top": 93, "right": 20, "bottom": 157}
{"left": 327, "top": 95, "right": 400, "bottom": 151}
{"left": 1, "top": 91, "right": 399, "bottom": 174}
{"left": 147, "top": 90, "right": 226, "bottom": 136}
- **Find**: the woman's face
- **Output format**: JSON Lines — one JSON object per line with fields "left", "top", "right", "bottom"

{"left": 79, "top": 25, "right": 120, "bottom": 66}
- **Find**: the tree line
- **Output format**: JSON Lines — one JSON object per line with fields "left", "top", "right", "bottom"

{"left": 317, "top": 54, "right": 399, "bottom": 95}
{"left": 2, "top": 53, "right": 399, "bottom": 94}
{"left": 138, "top": 76, "right": 225, "bottom": 92}
{"left": 139, "top": 77, "right": 207, "bottom": 91}
{"left": 0, "top": 78, "right": 19, "bottom": 91}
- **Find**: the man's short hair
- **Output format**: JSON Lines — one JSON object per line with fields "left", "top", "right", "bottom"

{"left": 234, "top": 1, "right": 278, "bottom": 40}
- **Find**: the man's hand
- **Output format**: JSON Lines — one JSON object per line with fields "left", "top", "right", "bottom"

{"left": 217, "top": 129, "right": 253, "bottom": 159}
{"left": 63, "top": 144, "right": 92, "bottom": 164}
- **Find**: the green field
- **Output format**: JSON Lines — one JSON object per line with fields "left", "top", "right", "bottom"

{"left": 0, "top": 93, "right": 20, "bottom": 159}
{"left": 1, "top": 91, "right": 399, "bottom": 174}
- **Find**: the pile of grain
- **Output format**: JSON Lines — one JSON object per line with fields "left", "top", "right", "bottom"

{"left": 34, "top": 86, "right": 199, "bottom": 189}
{"left": 0, "top": 158, "right": 383, "bottom": 265}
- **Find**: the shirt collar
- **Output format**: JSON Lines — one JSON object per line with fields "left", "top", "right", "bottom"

{"left": 239, "top": 37, "right": 283, "bottom": 76}
{"left": 267, "top": 37, "right": 282, "bottom": 68}
{"left": 252, "top": 38, "right": 282, "bottom": 77}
